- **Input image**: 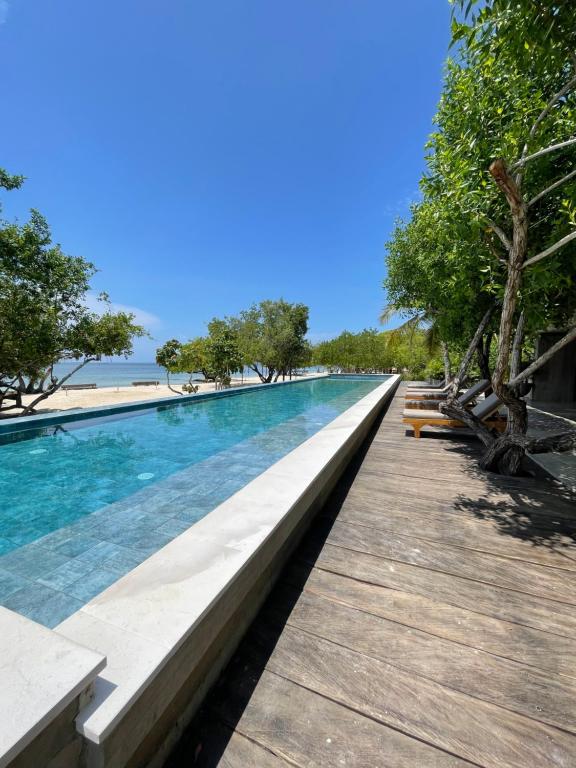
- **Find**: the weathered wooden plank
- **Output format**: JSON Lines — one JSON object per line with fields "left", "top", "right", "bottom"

{"left": 255, "top": 624, "right": 576, "bottom": 768}
{"left": 171, "top": 384, "right": 576, "bottom": 768}
{"left": 350, "top": 470, "right": 576, "bottom": 519}
{"left": 325, "top": 520, "right": 576, "bottom": 604}
{"left": 213, "top": 665, "right": 475, "bottom": 767}
{"left": 304, "top": 542, "right": 576, "bottom": 638}
{"left": 323, "top": 499, "right": 576, "bottom": 570}
{"left": 338, "top": 486, "right": 576, "bottom": 538}
{"left": 173, "top": 721, "right": 290, "bottom": 768}
{"left": 269, "top": 587, "right": 576, "bottom": 733}
{"left": 289, "top": 564, "right": 576, "bottom": 678}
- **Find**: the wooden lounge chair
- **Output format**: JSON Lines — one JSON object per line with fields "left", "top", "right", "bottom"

{"left": 62, "top": 383, "right": 97, "bottom": 394}
{"left": 405, "top": 379, "right": 490, "bottom": 406}
{"left": 132, "top": 380, "right": 160, "bottom": 386}
{"left": 405, "top": 382, "right": 453, "bottom": 400}
{"left": 407, "top": 379, "right": 446, "bottom": 390}
{"left": 402, "top": 392, "right": 506, "bottom": 439}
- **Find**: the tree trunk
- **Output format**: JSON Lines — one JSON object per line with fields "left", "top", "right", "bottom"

{"left": 166, "top": 370, "right": 182, "bottom": 396}
{"left": 447, "top": 304, "right": 496, "bottom": 402}
{"left": 483, "top": 159, "right": 530, "bottom": 473}
{"left": 510, "top": 311, "right": 525, "bottom": 380}
{"left": 19, "top": 358, "right": 97, "bottom": 416}
{"left": 476, "top": 333, "right": 492, "bottom": 386}
{"left": 441, "top": 341, "right": 451, "bottom": 382}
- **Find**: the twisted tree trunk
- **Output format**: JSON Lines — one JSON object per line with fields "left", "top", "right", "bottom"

{"left": 476, "top": 332, "right": 492, "bottom": 388}
{"left": 484, "top": 159, "right": 531, "bottom": 473}
{"left": 441, "top": 341, "right": 451, "bottom": 383}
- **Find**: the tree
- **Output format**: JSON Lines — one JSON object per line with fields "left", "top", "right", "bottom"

{"left": 312, "top": 327, "right": 432, "bottom": 375}
{"left": 205, "top": 318, "right": 243, "bottom": 386}
{"left": 0, "top": 181, "right": 145, "bottom": 416}
{"left": 156, "top": 339, "right": 186, "bottom": 395}
{"left": 385, "top": 2, "right": 576, "bottom": 473}
{"left": 436, "top": 0, "right": 576, "bottom": 473}
{"left": 231, "top": 299, "right": 310, "bottom": 382}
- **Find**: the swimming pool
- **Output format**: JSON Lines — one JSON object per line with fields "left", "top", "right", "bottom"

{"left": 0, "top": 375, "right": 390, "bottom": 627}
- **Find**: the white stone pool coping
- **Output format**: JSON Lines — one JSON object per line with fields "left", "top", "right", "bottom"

{"left": 0, "top": 608, "right": 105, "bottom": 767}
{"left": 0, "top": 373, "right": 400, "bottom": 767}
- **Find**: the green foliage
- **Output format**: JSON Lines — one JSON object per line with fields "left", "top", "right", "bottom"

{"left": 422, "top": 358, "right": 446, "bottom": 381}
{"left": 312, "top": 327, "right": 432, "bottom": 376}
{"left": 384, "top": 0, "right": 576, "bottom": 372}
{"left": 0, "top": 191, "right": 145, "bottom": 413}
{"left": 205, "top": 318, "right": 243, "bottom": 381}
{"left": 230, "top": 299, "right": 310, "bottom": 382}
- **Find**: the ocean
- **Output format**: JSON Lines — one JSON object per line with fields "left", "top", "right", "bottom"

{"left": 52, "top": 362, "right": 324, "bottom": 388}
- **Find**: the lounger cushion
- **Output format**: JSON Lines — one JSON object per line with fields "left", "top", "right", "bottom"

{"left": 403, "top": 408, "right": 451, "bottom": 420}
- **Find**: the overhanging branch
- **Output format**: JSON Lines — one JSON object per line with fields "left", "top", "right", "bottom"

{"left": 528, "top": 168, "right": 576, "bottom": 207}
{"left": 522, "top": 230, "right": 576, "bottom": 269}
{"left": 486, "top": 218, "right": 511, "bottom": 251}
{"left": 512, "top": 137, "right": 576, "bottom": 170}
{"left": 509, "top": 325, "right": 576, "bottom": 386}
{"left": 520, "top": 73, "right": 576, "bottom": 162}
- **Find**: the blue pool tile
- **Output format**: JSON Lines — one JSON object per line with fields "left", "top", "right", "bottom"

{"left": 65, "top": 567, "right": 123, "bottom": 602}
{"left": 37, "top": 558, "right": 97, "bottom": 590}
{"left": 0, "top": 538, "right": 13, "bottom": 556}
{"left": 76, "top": 541, "right": 124, "bottom": 566}
{"left": 155, "top": 519, "right": 192, "bottom": 537}
{"left": 0, "top": 569, "right": 29, "bottom": 600}
{"left": 128, "top": 531, "right": 173, "bottom": 556}
{"left": 3, "top": 582, "right": 81, "bottom": 627}
{"left": 102, "top": 547, "right": 146, "bottom": 573}
{"left": 0, "top": 548, "right": 70, "bottom": 580}
{"left": 54, "top": 534, "right": 101, "bottom": 557}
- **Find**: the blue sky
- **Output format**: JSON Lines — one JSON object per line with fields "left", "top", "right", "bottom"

{"left": 0, "top": 0, "right": 450, "bottom": 361}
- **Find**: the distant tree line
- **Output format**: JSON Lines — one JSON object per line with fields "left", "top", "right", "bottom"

{"left": 311, "top": 328, "right": 434, "bottom": 376}
{"left": 156, "top": 299, "right": 311, "bottom": 391}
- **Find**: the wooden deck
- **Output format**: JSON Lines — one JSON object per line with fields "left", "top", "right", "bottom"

{"left": 168, "top": 384, "right": 576, "bottom": 768}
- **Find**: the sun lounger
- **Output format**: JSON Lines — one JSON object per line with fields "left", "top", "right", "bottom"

{"left": 62, "top": 383, "right": 97, "bottom": 394}
{"left": 405, "top": 379, "right": 490, "bottom": 408}
{"left": 407, "top": 379, "right": 446, "bottom": 390}
{"left": 132, "top": 381, "right": 160, "bottom": 386}
{"left": 405, "top": 382, "right": 453, "bottom": 399}
{"left": 402, "top": 392, "right": 506, "bottom": 439}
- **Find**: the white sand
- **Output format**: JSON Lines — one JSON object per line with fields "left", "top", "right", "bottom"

{"left": 17, "top": 373, "right": 321, "bottom": 414}
{"left": 19, "top": 379, "right": 249, "bottom": 413}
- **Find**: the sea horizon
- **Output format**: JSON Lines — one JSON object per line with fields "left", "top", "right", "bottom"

{"left": 53, "top": 361, "right": 324, "bottom": 388}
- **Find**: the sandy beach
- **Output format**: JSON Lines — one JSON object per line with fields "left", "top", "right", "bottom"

{"left": 17, "top": 374, "right": 321, "bottom": 414}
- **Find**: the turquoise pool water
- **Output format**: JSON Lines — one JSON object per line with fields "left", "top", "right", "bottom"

{"left": 0, "top": 375, "right": 389, "bottom": 627}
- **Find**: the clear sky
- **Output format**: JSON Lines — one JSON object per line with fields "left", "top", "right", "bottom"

{"left": 0, "top": 0, "right": 450, "bottom": 361}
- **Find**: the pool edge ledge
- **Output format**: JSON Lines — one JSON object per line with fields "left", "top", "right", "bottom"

{"left": 57, "top": 374, "right": 400, "bottom": 768}
{"left": 0, "top": 607, "right": 105, "bottom": 768}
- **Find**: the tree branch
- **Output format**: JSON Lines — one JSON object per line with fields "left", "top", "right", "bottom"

{"left": 522, "top": 230, "right": 576, "bottom": 269}
{"left": 512, "top": 137, "right": 576, "bottom": 170}
{"left": 509, "top": 325, "right": 576, "bottom": 386}
{"left": 486, "top": 218, "right": 511, "bottom": 251}
{"left": 20, "top": 358, "right": 97, "bottom": 416}
{"left": 509, "top": 311, "right": 525, "bottom": 380}
{"left": 528, "top": 168, "right": 576, "bottom": 207}
{"left": 520, "top": 73, "right": 576, "bottom": 162}
{"left": 447, "top": 304, "right": 496, "bottom": 402}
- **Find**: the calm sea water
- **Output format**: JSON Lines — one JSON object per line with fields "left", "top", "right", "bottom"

{"left": 52, "top": 362, "right": 326, "bottom": 388}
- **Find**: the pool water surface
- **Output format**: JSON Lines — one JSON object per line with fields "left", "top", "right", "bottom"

{"left": 0, "top": 375, "right": 389, "bottom": 626}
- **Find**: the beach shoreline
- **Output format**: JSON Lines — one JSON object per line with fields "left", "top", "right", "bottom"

{"left": 16, "top": 373, "right": 321, "bottom": 415}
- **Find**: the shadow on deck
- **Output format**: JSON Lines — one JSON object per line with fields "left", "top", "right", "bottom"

{"left": 166, "top": 383, "right": 576, "bottom": 768}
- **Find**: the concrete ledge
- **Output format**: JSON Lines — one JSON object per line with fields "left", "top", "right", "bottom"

{"left": 0, "top": 608, "right": 105, "bottom": 768}
{"left": 55, "top": 374, "right": 400, "bottom": 767}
